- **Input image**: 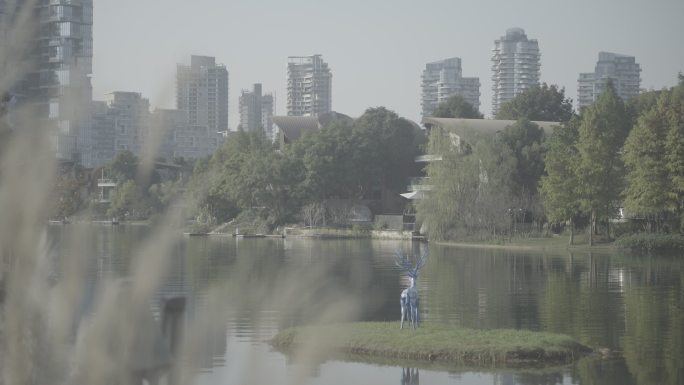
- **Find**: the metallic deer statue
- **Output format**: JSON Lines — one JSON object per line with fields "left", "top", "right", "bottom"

{"left": 395, "top": 248, "right": 428, "bottom": 330}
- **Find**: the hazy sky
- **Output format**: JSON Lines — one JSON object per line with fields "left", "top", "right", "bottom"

{"left": 93, "top": 0, "right": 684, "bottom": 127}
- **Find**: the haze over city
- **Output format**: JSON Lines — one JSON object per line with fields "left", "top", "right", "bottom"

{"left": 93, "top": 0, "right": 684, "bottom": 126}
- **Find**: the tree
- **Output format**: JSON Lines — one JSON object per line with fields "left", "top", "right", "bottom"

{"left": 625, "top": 88, "right": 663, "bottom": 127}
{"left": 107, "top": 180, "right": 149, "bottom": 219}
{"left": 107, "top": 151, "right": 138, "bottom": 182}
{"left": 417, "top": 129, "right": 479, "bottom": 240}
{"left": 664, "top": 75, "right": 684, "bottom": 232}
{"left": 431, "top": 95, "right": 483, "bottom": 119}
{"left": 52, "top": 165, "right": 88, "bottom": 219}
{"left": 622, "top": 103, "right": 669, "bottom": 230}
{"left": 575, "top": 83, "right": 629, "bottom": 245}
{"left": 417, "top": 126, "right": 516, "bottom": 241}
{"left": 540, "top": 117, "right": 581, "bottom": 243}
{"left": 350, "top": 107, "right": 421, "bottom": 198}
{"left": 496, "top": 83, "right": 574, "bottom": 122}
{"left": 499, "top": 119, "right": 546, "bottom": 195}
{"left": 294, "top": 120, "right": 356, "bottom": 200}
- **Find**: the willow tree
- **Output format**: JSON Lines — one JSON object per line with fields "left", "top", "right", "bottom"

{"left": 417, "top": 126, "right": 479, "bottom": 240}
{"left": 575, "top": 83, "right": 629, "bottom": 245}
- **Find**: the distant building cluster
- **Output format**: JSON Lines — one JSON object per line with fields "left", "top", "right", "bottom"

{"left": 0, "top": 0, "right": 645, "bottom": 169}
{"left": 421, "top": 28, "right": 641, "bottom": 118}
{"left": 84, "top": 57, "right": 226, "bottom": 168}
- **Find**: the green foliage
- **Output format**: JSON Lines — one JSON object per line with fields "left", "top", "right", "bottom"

{"left": 189, "top": 130, "right": 296, "bottom": 226}
{"left": 272, "top": 322, "right": 589, "bottom": 366}
{"left": 625, "top": 89, "right": 663, "bottom": 127}
{"left": 540, "top": 117, "right": 581, "bottom": 225}
{"left": 623, "top": 102, "right": 669, "bottom": 221}
{"left": 499, "top": 119, "right": 546, "bottom": 195}
{"left": 189, "top": 107, "right": 422, "bottom": 228}
{"left": 107, "top": 180, "right": 150, "bottom": 220}
{"left": 418, "top": 128, "right": 516, "bottom": 241}
{"left": 293, "top": 120, "right": 356, "bottom": 200}
{"left": 431, "top": 95, "right": 483, "bottom": 119}
{"left": 106, "top": 151, "right": 138, "bottom": 182}
{"left": 615, "top": 233, "right": 684, "bottom": 252}
{"left": 495, "top": 83, "right": 574, "bottom": 122}
{"left": 664, "top": 79, "right": 684, "bottom": 231}
{"left": 349, "top": 107, "right": 421, "bottom": 196}
{"left": 575, "top": 83, "right": 630, "bottom": 235}
{"left": 52, "top": 165, "right": 88, "bottom": 219}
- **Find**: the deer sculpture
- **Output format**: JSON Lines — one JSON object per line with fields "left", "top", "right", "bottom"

{"left": 395, "top": 248, "right": 428, "bottom": 330}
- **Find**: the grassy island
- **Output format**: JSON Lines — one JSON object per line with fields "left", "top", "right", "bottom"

{"left": 271, "top": 322, "right": 591, "bottom": 367}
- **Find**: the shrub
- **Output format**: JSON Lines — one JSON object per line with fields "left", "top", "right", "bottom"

{"left": 614, "top": 233, "right": 684, "bottom": 252}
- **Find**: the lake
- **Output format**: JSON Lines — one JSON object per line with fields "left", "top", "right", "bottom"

{"left": 48, "top": 224, "right": 684, "bottom": 385}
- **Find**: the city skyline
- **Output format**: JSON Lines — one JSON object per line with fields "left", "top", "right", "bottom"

{"left": 91, "top": 0, "right": 684, "bottom": 127}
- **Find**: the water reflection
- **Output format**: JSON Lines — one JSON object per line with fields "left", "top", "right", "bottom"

{"left": 47, "top": 226, "right": 684, "bottom": 385}
{"left": 401, "top": 368, "right": 419, "bottom": 385}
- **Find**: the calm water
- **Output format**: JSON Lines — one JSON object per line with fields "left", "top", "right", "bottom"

{"left": 48, "top": 225, "right": 684, "bottom": 385}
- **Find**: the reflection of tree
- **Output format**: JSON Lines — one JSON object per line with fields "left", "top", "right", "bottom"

{"left": 623, "top": 284, "right": 683, "bottom": 385}
{"left": 400, "top": 368, "right": 419, "bottom": 385}
{"left": 539, "top": 253, "right": 624, "bottom": 349}
{"left": 514, "top": 371, "right": 564, "bottom": 385}
{"left": 572, "top": 357, "right": 636, "bottom": 385}
{"left": 539, "top": 270, "right": 580, "bottom": 334}
{"left": 424, "top": 247, "right": 552, "bottom": 330}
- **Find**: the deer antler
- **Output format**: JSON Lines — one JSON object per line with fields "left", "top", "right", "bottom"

{"left": 394, "top": 249, "right": 429, "bottom": 274}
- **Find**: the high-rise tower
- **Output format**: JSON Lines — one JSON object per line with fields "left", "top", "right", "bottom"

{"left": 287, "top": 55, "right": 332, "bottom": 117}
{"left": 1, "top": 0, "right": 94, "bottom": 163}
{"left": 239, "top": 83, "right": 274, "bottom": 140}
{"left": 176, "top": 55, "right": 229, "bottom": 132}
{"left": 491, "top": 28, "right": 540, "bottom": 116}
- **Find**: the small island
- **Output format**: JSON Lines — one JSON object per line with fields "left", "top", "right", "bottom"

{"left": 271, "top": 322, "right": 592, "bottom": 367}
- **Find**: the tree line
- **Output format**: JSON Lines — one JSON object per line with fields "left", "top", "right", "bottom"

{"left": 419, "top": 76, "right": 684, "bottom": 244}
{"left": 188, "top": 107, "right": 422, "bottom": 230}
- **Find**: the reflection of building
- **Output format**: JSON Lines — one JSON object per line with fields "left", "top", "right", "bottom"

{"left": 421, "top": 57, "right": 480, "bottom": 117}
{"left": 287, "top": 55, "right": 332, "bottom": 117}
{"left": 239, "top": 83, "right": 274, "bottom": 140}
{"left": 578, "top": 52, "right": 641, "bottom": 109}
{"left": 491, "top": 28, "right": 540, "bottom": 116}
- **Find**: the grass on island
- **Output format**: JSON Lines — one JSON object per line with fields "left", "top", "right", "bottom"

{"left": 271, "top": 322, "right": 591, "bottom": 367}
{"left": 438, "top": 233, "right": 618, "bottom": 251}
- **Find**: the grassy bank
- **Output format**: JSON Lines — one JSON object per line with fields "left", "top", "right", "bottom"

{"left": 437, "top": 234, "right": 615, "bottom": 252}
{"left": 271, "top": 322, "right": 591, "bottom": 367}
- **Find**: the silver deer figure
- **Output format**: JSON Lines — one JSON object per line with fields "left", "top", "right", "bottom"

{"left": 395, "top": 248, "right": 428, "bottom": 330}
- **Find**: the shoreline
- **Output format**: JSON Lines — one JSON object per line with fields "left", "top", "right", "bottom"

{"left": 435, "top": 239, "right": 616, "bottom": 252}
